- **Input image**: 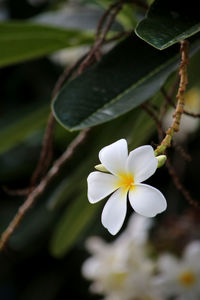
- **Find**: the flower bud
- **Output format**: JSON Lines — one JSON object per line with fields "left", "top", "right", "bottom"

{"left": 156, "top": 155, "right": 167, "bottom": 168}
{"left": 94, "top": 164, "right": 109, "bottom": 172}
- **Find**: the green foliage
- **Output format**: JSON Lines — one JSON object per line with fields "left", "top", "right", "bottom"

{"left": 0, "top": 21, "right": 93, "bottom": 67}
{"left": 49, "top": 192, "right": 100, "bottom": 258}
{"left": 52, "top": 34, "right": 200, "bottom": 131}
{"left": 0, "top": 104, "right": 49, "bottom": 155}
{"left": 1, "top": 1, "right": 200, "bottom": 299}
{"left": 136, "top": 0, "right": 200, "bottom": 50}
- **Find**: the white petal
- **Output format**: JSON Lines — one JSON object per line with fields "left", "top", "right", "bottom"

{"left": 157, "top": 254, "right": 179, "bottom": 274}
{"left": 82, "top": 257, "right": 101, "bottom": 279}
{"left": 99, "top": 139, "right": 128, "bottom": 176}
{"left": 87, "top": 171, "right": 118, "bottom": 203}
{"left": 125, "top": 214, "right": 152, "bottom": 244}
{"left": 85, "top": 236, "right": 106, "bottom": 254}
{"left": 101, "top": 188, "right": 127, "bottom": 235}
{"left": 126, "top": 145, "right": 157, "bottom": 183}
{"left": 184, "top": 240, "right": 200, "bottom": 263}
{"left": 129, "top": 184, "right": 167, "bottom": 217}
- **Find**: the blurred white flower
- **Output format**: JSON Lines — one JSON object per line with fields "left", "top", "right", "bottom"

{"left": 155, "top": 241, "right": 200, "bottom": 300}
{"left": 163, "top": 87, "right": 200, "bottom": 143}
{"left": 87, "top": 139, "right": 167, "bottom": 235}
{"left": 82, "top": 214, "right": 160, "bottom": 300}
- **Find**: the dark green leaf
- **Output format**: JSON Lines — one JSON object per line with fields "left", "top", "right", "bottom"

{"left": 0, "top": 104, "right": 49, "bottom": 155}
{"left": 52, "top": 34, "right": 200, "bottom": 131}
{"left": 135, "top": 0, "right": 200, "bottom": 50}
{"left": 0, "top": 21, "right": 92, "bottom": 67}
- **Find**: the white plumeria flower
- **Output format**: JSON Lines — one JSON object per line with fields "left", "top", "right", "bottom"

{"left": 87, "top": 139, "right": 167, "bottom": 235}
{"left": 155, "top": 241, "right": 200, "bottom": 300}
{"left": 82, "top": 214, "right": 160, "bottom": 300}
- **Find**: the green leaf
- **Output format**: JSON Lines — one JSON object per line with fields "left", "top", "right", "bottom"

{"left": 52, "top": 34, "right": 200, "bottom": 131}
{"left": 0, "top": 21, "right": 92, "bottom": 67}
{"left": 0, "top": 104, "right": 49, "bottom": 155}
{"left": 135, "top": 0, "right": 200, "bottom": 50}
{"left": 49, "top": 193, "right": 100, "bottom": 258}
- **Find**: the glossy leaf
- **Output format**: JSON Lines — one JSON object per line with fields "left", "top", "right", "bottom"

{"left": 52, "top": 34, "right": 200, "bottom": 131}
{"left": 0, "top": 21, "right": 92, "bottom": 67}
{"left": 135, "top": 0, "right": 200, "bottom": 50}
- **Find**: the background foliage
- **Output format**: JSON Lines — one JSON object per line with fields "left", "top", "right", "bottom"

{"left": 0, "top": 0, "right": 200, "bottom": 299}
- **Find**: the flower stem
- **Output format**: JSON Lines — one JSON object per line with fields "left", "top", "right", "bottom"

{"left": 154, "top": 40, "right": 189, "bottom": 156}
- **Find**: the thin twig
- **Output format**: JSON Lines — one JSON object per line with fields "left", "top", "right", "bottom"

{"left": 142, "top": 103, "right": 191, "bottom": 162}
{"left": 142, "top": 84, "right": 197, "bottom": 207}
{"left": 29, "top": 113, "right": 55, "bottom": 188}
{"left": 29, "top": 55, "right": 88, "bottom": 188}
{"left": 95, "top": 1, "right": 121, "bottom": 41}
{"left": 141, "top": 103, "right": 164, "bottom": 141}
{"left": 2, "top": 186, "right": 29, "bottom": 196}
{"left": 0, "top": 0, "right": 125, "bottom": 250}
{"left": 78, "top": 0, "right": 123, "bottom": 74}
{"left": 0, "top": 129, "right": 90, "bottom": 250}
{"left": 30, "top": 4, "right": 124, "bottom": 186}
{"left": 2, "top": 55, "right": 88, "bottom": 197}
{"left": 142, "top": 102, "right": 197, "bottom": 207}
{"left": 166, "top": 158, "right": 200, "bottom": 209}
{"left": 172, "top": 143, "right": 191, "bottom": 162}
{"left": 155, "top": 40, "right": 189, "bottom": 156}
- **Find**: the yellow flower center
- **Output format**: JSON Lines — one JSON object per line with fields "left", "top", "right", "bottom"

{"left": 108, "top": 272, "right": 128, "bottom": 289}
{"left": 116, "top": 173, "right": 134, "bottom": 191}
{"left": 179, "top": 271, "right": 196, "bottom": 287}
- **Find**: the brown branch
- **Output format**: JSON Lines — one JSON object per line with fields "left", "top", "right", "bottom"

{"left": 29, "top": 55, "right": 88, "bottom": 189}
{"left": 30, "top": 2, "right": 125, "bottom": 186}
{"left": 0, "top": 0, "right": 125, "bottom": 250}
{"left": 95, "top": 1, "right": 121, "bottom": 41}
{"left": 172, "top": 143, "right": 191, "bottom": 162}
{"left": 142, "top": 103, "right": 191, "bottom": 162}
{"left": 2, "top": 186, "right": 29, "bottom": 196}
{"left": 77, "top": 0, "right": 123, "bottom": 74}
{"left": 142, "top": 89, "right": 197, "bottom": 208}
{"left": 155, "top": 40, "right": 189, "bottom": 156}
{"left": 141, "top": 103, "right": 164, "bottom": 141}
{"left": 142, "top": 102, "right": 197, "bottom": 208}
{"left": 29, "top": 112, "right": 55, "bottom": 188}
{"left": 0, "top": 129, "right": 90, "bottom": 250}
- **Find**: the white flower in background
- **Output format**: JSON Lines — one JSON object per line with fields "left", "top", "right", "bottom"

{"left": 82, "top": 214, "right": 160, "bottom": 300}
{"left": 155, "top": 241, "right": 200, "bottom": 300}
{"left": 87, "top": 139, "right": 167, "bottom": 235}
{"left": 163, "top": 87, "right": 200, "bottom": 143}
